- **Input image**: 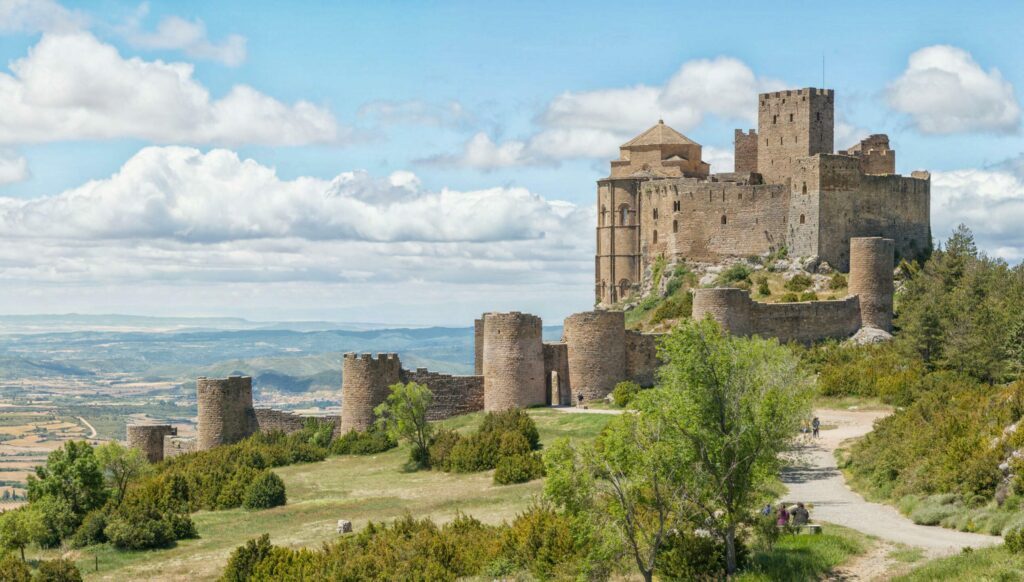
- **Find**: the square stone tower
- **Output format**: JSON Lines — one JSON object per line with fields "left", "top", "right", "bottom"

{"left": 757, "top": 88, "right": 834, "bottom": 185}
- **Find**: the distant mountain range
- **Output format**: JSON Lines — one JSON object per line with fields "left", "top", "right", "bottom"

{"left": 0, "top": 313, "right": 409, "bottom": 334}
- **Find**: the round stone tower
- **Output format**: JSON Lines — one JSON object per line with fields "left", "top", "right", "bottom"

{"left": 691, "top": 288, "right": 753, "bottom": 335}
{"left": 340, "top": 352, "right": 402, "bottom": 433}
{"left": 482, "top": 312, "right": 545, "bottom": 411}
{"left": 126, "top": 424, "right": 176, "bottom": 463}
{"left": 563, "top": 310, "right": 626, "bottom": 403}
{"left": 848, "top": 236, "right": 895, "bottom": 331}
{"left": 196, "top": 376, "right": 259, "bottom": 451}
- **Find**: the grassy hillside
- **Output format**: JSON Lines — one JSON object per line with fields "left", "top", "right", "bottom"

{"left": 32, "top": 409, "right": 612, "bottom": 581}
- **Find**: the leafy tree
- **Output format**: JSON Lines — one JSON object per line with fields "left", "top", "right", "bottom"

{"left": 242, "top": 471, "right": 287, "bottom": 510}
{"left": 0, "top": 508, "right": 44, "bottom": 562}
{"left": 27, "top": 441, "right": 107, "bottom": 521}
{"left": 544, "top": 400, "right": 694, "bottom": 582}
{"left": 374, "top": 382, "right": 434, "bottom": 468}
{"left": 95, "top": 441, "right": 150, "bottom": 507}
{"left": 655, "top": 318, "right": 813, "bottom": 574}
{"left": 0, "top": 553, "right": 30, "bottom": 582}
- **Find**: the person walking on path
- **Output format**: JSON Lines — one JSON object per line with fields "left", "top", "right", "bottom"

{"left": 812, "top": 416, "right": 821, "bottom": 438}
{"left": 791, "top": 502, "right": 810, "bottom": 526}
{"left": 776, "top": 505, "right": 790, "bottom": 526}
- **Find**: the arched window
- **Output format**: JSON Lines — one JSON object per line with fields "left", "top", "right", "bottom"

{"left": 652, "top": 230, "right": 658, "bottom": 244}
{"left": 653, "top": 208, "right": 658, "bottom": 220}
{"left": 721, "top": 215, "right": 727, "bottom": 225}
{"left": 619, "top": 205, "right": 630, "bottom": 226}
{"left": 800, "top": 214, "right": 806, "bottom": 224}
{"left": 673, "top": 220, "right": 678, "bottom": 233}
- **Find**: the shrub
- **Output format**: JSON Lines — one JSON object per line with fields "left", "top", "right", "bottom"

{"left": 650, "top": 291, "right": 692, "bottom": 324}
{"left": 494, "top": 453, "right": 545, "bottom": 485}
{"left": 779, "top": 292, "right": 800, "bottom": 303}
{"left": 242, "top": 471, "right": 287, "bottom": 510}
{"left": 68, "top": 510, "right": 106, "bottom": 548}
{"left": 105, "top": 510, "right": 175, "bottom": 550}
{"left": 665, "top": 264, "right": 693, "bottom": 296}
{"left": 799, "top": 291, "right": 818, "bottom": 302}
{"left": 717, "top": 263, "right": 753, "bottom": 286}
{"left": 829, "top": 272, "right": 848, "bottom": 290}
{"left": 32, "top": 558, "right": 82, "bottom": 582}
{"left": 1005, "top": 528, "right": 1024, "bottom": 554}
{"left": 612, "top": 381, "right": 642, "bottom": 408}
{"left": 480, "top": 409, "right": 540, "bottom": 451}
{"left": 447, "top": 432, "right": 500, "bottom": 473}
{"left": 660, "top": 529, "right": 745, "bottom": 580}
{"left": 427, "top": 428, "right": 462, "bottom": 471}
{"left": 222, "top": 533, "right": 274, "bottom": 582}
{"left": 757, "top": 277, "right": 771, "bottom": 296}
{"left": 498, "top": 432, "right": 532, "bottom": 457}
{"left": 0, "top": 553, "right": 30, "bottom": 582}
{"left": 784, "top": 273, "right": 813, "bottom": 292}
{"left": 331, "top": 427, "right": 397, "bottom": 456}
{"left": 500, "top": 503, "right": 577, "bottom": 578}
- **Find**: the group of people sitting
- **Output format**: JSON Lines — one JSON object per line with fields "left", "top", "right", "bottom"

{"left": 762, "top": 502, "right": 811, "bottom": 526}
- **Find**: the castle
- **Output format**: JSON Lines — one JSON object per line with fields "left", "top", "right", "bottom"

{"left": 126, "top": 87, "right": 914, "bottom": 461}
{"left": 595, "top": 87, "right": 931, "bottom": 305}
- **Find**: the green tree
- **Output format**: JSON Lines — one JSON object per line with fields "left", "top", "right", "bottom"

{"left": 374, "top": 382, "right": 434, "bottom": 468}
{"left": 95, "top": 441, "right": 150, "bottom": 507}
{"left": 656, "top": 318, "right": 813, "bottom": 574}
{"left": 544, "top": 401, "right": 694, "bottom": 582}
{"left": 0, "top": 508, "right": 44, "bottom": 562}
{"left": 27, "top": 441, "right": 107, "bottom": 520}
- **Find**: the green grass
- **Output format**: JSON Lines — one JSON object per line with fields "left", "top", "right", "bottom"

{"left": 737, "top": 524, "right": 870, "bottom": 581}
{"left": 889, "top": 546, "right": 926, "bottom": 563}
{"left": 812, "top": 395, "right": 891, "bottom": 411}
{"left": 29, "top": 409, "right": 612, "bottom": 581}
{"left": 894, "top": 546, "right": 1024, "bottom": 581}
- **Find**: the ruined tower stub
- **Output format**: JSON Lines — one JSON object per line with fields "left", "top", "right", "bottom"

{"left": 482, "top": 312, "right": 546, "bottom": 411}
{"left": 340, "top": 352, "right": 402, "bottom": 433}
{"left": 196, "top": 376, "right": 259, "bottom": 451}
{"left": 563, "top": 310, "right": 626, "bottom": 403}
{"left": 848, "top": 237, "right": 895, "bottom": 331}
{"left": 126, "top": 424, "right": 176, "bottom": 463}
{"left": 691, "top": 287, "right": 754, "bottom": 336}
{"left": 473, "top": 318, "right": 484, "bottom": 376}
{"left": 757, "top": 88, "right": 834, "bottom": 185}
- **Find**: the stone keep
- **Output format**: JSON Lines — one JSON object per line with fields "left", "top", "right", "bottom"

{"left": 563, "top": 310, "right": 627, "bottom": 402}
{"left": 340, "top": 353, "right": 402, "bottom": 433}
{"left": 126, "top": 424, "right": 176, "bottom": 463}
{"left": 482, "top": 312, "right": 546, "bottom": 411}
{"left": 848, "top": 236, "right": 895, "bottom": 331}
{"left": 197, "top": 376, "right": 260, "bottom": 451}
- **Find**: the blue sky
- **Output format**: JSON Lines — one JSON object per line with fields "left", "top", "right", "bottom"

{"left": 0, "top": 0, "right": 1021, "bottom": 324}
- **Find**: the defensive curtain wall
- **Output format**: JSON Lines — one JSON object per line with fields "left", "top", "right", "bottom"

{"left": 691, "top": 237, "right": 894, "bottom": 343}
{"left": 127, "top": 312, "right": 662, "bottom": 461}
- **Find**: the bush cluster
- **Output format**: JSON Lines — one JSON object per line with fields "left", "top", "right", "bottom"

{"left": 716, "top": 263, "right": 753, "bottom": 286}
{"left": 330, "top": 426, "right": 397, "bottom": 455}
{"left": 1005, "top": 528, "right": 1024, "bottom": 554}
{"left": 220, "top": 505, "right": 594, "bottom": 581}
{"left": 611, "top": 381, "right": 642, "bottom": 408}
{"left": 429, "top": 410, "right": 544, "bottom": 485}
{"left": 783, "top": 273, "right": 813, "bottom": 292}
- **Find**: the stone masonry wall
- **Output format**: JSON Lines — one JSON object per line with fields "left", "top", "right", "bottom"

{"left": 127, "top": 424, "right": 176, "bottom": 463}
{"left": 734, "top": 129, "right": 758, "bottom": 174}
{"left": 482, "top": 312, "right": 546, "bottom": 411}
{"left": 757, "top": 88, "right": 834, "bottom": 185}
{"left": 625, "top": 331, "right": 660, "bottom": 387}
{"left": 543, "top": 342, "right": 570, "bottom": 406}
{"left": 563, "top": 310, "right": 626, "bottom": 402}
{"left": 255, "top": 408, "right": 344, "bottom": 437}
{"left": 163, "top": 435, "right": 196, "bottom": 459}
{"left": 692, "top": 288, "right": 861, "bottom": 343}
{"left": 640, "top": 178, "right": 788, "bottom": 263}
{"left": 596, "top": 178, "right": 642, "bottom": 304}
{"left": 473, "top": 318, "right": 483, "bottom": 376}
{"left": 197, "top": 376, "right": 259, "bottom": 451}
{"left": 340, "top": 353, "right": 402, "bottom": 433}
{"left": 401, "top": 368, "right": 485, "bottom": 421}
{"left": 849, "top": 237, "right": 895, "bottom": 331}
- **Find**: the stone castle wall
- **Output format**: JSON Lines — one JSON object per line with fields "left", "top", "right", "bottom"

{"left": 757, "top": 88, "right": 834, "bottom": 185}
{"left": 625, "top": 331, "right": 660, "bottom": 387}
{"left": 563, "top": 310, "right": 626, "bottom": 402}
{"left": 401, "top": 368, "right": 485, "bottom": 420}
{"left": 473, "top": 318, "right": 484, "bottom": 375}
{"left": 163, "top": 435, "right": 196, "bottom": 459}
{"left": 197, "top": 376, "right": 259, "bottom": 451}
{"left": 596, "top": 178, "right": 642, "bottom": 303}
{"left": 482, "top": 312, "right": 546, "bottom": 411}
{"left": 734, "top": 129, "right": 758, "bottom": 174}
{"left": 127, "top": 424, "right": 176, "bottom": 463}
{"left": 543, "top": 342, "right": 570, "bottom": 406}
{"left": 692, "top": 288, "right": 862, "bottom": 343}
{"left": 640, "top": 178, "right": 788, "bottom": 263}
{"left": 340, "top": 353, "right": 401, "bottom": 433}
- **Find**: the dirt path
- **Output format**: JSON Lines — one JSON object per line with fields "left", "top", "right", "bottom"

{"left": 783, "top": 408, "right": 1000, "bottom": 558}
{"left": 77, "top": 416, "right": 97, "bottom": 439}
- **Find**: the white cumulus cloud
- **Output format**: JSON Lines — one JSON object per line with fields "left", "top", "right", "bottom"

{"left": 0, "top": 0, "right": 85, "bottom": 33}
{"left": 931, "top": 158, "right": 1024, "bottom": 262}
{"left": 437, "top": 56, "right": 782, "bottom": 169}
{"left": 0, "top": 149, "right": 28, "bottom": 184}
{"left": 0, "top": 32, "right": 339, "bottom": 145}
{"left": 888, "top": 45, "right": 1021, "bottom": 134}
{"left": 121, "top": 11, "right": 247, "bottom": 67}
